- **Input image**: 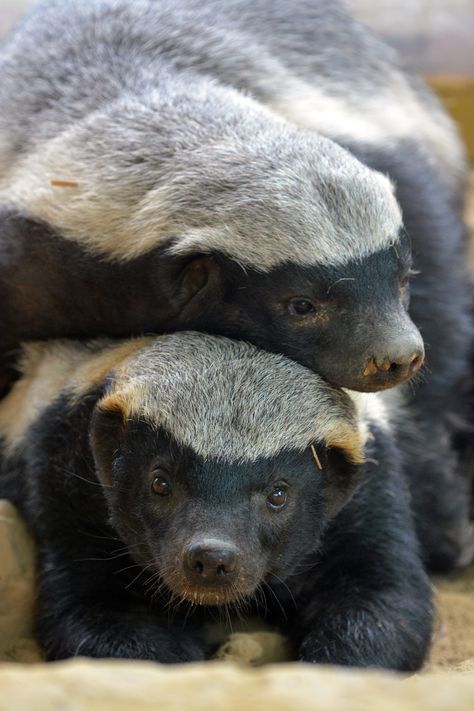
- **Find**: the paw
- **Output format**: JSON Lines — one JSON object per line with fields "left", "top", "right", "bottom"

{"left": 297, "top": 633, "right": 345, "bottom": 666}
{"left": 41, "top": 614, "right": 207, "bottom": 663}
{"left": 116, "top": 618, "right": 207, "bottom": 663}
{"left": 152, "top": 630, "right": 207, "bottom": 664}
{"left": 297, "top": 619, "right": 429, "bottom": 672}
{"left": 298, "top": 634, "right": 382, "bottom": 668}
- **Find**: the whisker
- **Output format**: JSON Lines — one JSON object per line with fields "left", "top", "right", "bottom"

{"left": 263, "top": 581, "right": 288, "bottom": 620}
{"left": 75, "top": 550, "right": 134, "bottom": 563}
{"left": 267, "top": 571, "right": 297, "bottom": 610}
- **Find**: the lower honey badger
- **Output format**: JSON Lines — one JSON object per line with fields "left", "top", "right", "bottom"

{"left": 0, "top": 334, "right": 432, "bottom": 669}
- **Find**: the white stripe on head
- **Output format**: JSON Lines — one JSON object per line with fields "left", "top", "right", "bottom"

{"left": 100, "top": 332, "right": 367, "bottom": 463}
{"left": 1, "top": 333, "right": 367, "bottom": 464}
{"left": 268, "top": 76, "right": 465, "bottom": 192}
{"left": 0, "top": 87, "right": 402, "bottom": 271}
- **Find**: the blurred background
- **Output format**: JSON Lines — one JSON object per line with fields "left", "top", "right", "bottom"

{"left": 0, "top": 0, "right": 472, "bottom": 158}
{"left": 2, "top": 0, "right": 473, "bottom": 69}
{"left": 348, "top": 0, "right": 474, "bottom": 75}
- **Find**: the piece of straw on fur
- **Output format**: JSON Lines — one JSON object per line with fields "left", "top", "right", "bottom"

{"left": 50, "top": 179, "right": 80, "bottom": 188}
{"left": 310, "top": 444, "right": 323, "bottom": 470}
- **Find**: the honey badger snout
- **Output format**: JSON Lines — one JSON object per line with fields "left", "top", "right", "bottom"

{"left": 363, "top": 322, "right": 425, "bottom": 388}
{"left": 184, "top": 540, "right": 238, "bottom": 584}
{"left": 309, "top": 305, "right": 425, "bottom": 393}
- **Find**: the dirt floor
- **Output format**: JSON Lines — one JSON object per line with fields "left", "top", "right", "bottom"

{"left": 1, "top": 494, "right": 474, "bottom": 708}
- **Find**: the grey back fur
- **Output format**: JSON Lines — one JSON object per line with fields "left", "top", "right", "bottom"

{"left": 0, "top": 0, "right": 462, "bottom": 270}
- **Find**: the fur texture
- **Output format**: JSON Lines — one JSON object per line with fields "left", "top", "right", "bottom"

{"left": 0, "top": 333, "right": 432, "bottom": 670}
{"left": 0, "top": 74, "right": 401, "bottom": 270}
{"left": 0, "top": 0, "right": 464, "bottom": 209}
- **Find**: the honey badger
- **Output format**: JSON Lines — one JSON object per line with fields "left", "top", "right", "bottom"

{"left": 0, "top": 0, "right": 433, "bottom": 393}
{"left": 0, "top": 0, "right": 471, "bottom": 571}
{"left": 0, "top": 333, "right": 433, "bottom": 669}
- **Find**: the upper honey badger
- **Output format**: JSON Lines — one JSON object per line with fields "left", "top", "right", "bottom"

{"left": 0, "top": 0, "right": 427, "bottom": 394}
{"left": 0, "top": 1, "right": 471, "bottom": 568}
{"left": 0, "top": 333, "right": 432, "bottom": 669}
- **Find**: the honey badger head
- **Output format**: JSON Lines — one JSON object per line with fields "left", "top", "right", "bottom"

{"left": 3, "top": 79, "right": 423, "bottom": 392}
{"left": 166, "top": 129, "right": 424, "bottom": 392}
{"left": 90, "top": 332, "right": 369, "bottom": 607}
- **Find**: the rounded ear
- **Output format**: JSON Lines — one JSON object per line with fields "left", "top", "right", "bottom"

{"left": 323, "top": 447, "right": 364, "bottom": 518}
{"left": 178, "top": 256, "right": 222, "bottom": 308}
{"left": 325, "top": 419, "right": 365, "bottom": 467}
{"left": 89, "top": 398, "right": 126, "bottom": 487}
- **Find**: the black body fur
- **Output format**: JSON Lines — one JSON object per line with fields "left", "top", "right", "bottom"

{"left": 0, "top": 387, "right": 433, "bottom": 669}
{"left": 338, "top": 140, "right": 474, "bottom": 573}
{"left": 0, "top": 211, "right": 418, "bottom": 393}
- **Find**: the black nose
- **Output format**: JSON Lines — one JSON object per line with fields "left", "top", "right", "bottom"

{"left": 184, "top": 541, "right": 237, "bottom": 583}
{"left": 363, "top": 333, "right": 425, "bottom": 385}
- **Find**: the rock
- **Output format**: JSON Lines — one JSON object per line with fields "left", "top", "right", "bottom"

{"left": 0, "top": 659, "right": 474, "bottom": 711}
{"left": 0, "top": 500, "right": 42, "bottom": 663}
{"left": 215, "top": 631, "right": 290, "bottom": 666}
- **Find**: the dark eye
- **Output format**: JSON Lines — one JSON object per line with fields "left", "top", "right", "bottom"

{"left": 287, "top": 298, "right": 316, "bottom": 317}
{"left": 152, "top": 474, "right": 171, "bottom": 497}
{"left": 267, "top": 484, "right": 288, "bottom": 510}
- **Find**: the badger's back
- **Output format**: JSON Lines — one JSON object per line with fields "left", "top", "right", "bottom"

{"left": 0, "top": 337, "right": 152, "bottom": 457}
{"left": 0, "top": 0, "right": 464, "bottom": 192}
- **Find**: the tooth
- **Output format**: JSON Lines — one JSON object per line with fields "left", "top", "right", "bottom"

{"left": 364, "top": 359, "right": 378, "bottom": 376}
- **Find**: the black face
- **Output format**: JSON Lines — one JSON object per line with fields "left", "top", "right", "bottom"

{"left": 92, "top": 415, "right": 360, "bottom": 607}
{"left": 1, "top": 214, "right": 422, "bottom": 396}
{"left": 176, "top": 234, "right": 424, "bottom": 392}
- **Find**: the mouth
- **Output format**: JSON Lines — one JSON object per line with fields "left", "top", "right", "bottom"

{"left": 330, "top": 362, "right": 422, "bottom": 393}
{"left": 360, "top": 367, "right": 420, "bottom": 392}
{"left": 160, "top": 570, "right": 257, "bottom": 606}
